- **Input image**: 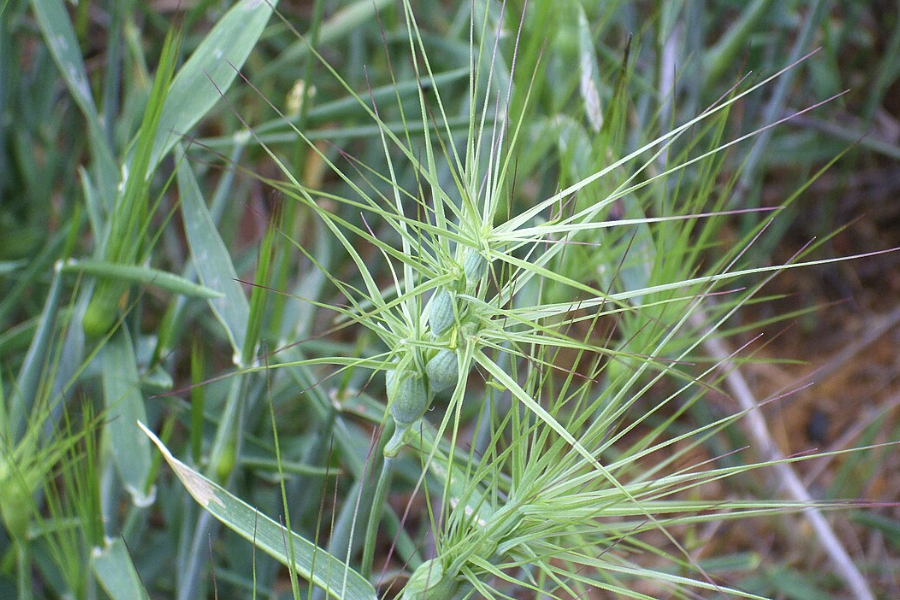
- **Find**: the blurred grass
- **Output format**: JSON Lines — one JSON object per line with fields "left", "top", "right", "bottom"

{"left": 1, "top": 1, "right": 899, "bottom": 599}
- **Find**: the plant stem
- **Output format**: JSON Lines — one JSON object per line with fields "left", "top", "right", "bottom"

{"left": 362, "top": 455, "right": 395, "bottom": 579}
{"left": 16, "top": 539, "right": 32, "bottom": 600}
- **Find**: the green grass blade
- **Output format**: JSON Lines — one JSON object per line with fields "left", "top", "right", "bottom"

{"left": 92, "top": 538, "right": 149, "bottom": 600}
{"left": 850, "top": 512, "right": 900, "bottom": 549}
{"left": 101, "top": 327, "right": 152, "bottom": 504}
{"left": 577, "top": 4, "right": 603, "bottom": 132}
{"left": 108, "top": 27, "right": 180, "bottom": 256}
{"left": 79, "top": 168, "right": 105, "bottom": 254}
{"left": 176, "top": 151, "right": 250, "bottom": 364}
{"left": 149, "top": 0, "right": 279, "bottom": 171}
{"left": 30, "top": 0, "right": 117, "bottom": 207}
{"left": 261, "top": 0, "right": 393, "bottom": 79}
{"left": 703, "top": 0, "right": 776, "bottom": 82}
{"left": 241, "top": 224, "right": 274, "bottom": 366}
{"left": 61, "top": 259, "right": 223, "bottom": 299}
{"left": 8, "top": 268, "right": 63, "bottom": 442}
{"left": 139, "top": 422, "right": 378, "bottom": 600}
{"left": 83, "top": 28, "right": 181, "bottom": 337}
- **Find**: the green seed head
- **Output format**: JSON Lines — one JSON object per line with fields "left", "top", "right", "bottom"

{"left": 426, "top": 349, "right": 459, "bottom": 393}
{"left": 212, "top": 441, "right": 238, "bottom": 484}
{"left": 402, "top": 558, "right": 460, "bottom": 600}
{"left": 605, "top": 354, "right": 634, "bottom": 387}
{"left": 387, "top": 368, "right": 431, "bottom": 427}
{"left": 428, "top": 288, "right": 456, "bottom": 336}
{"left": 463, "top": 249, "right": 489, "bottom": 283}
{"left": 0, "top": 468, "right": 37, "bottom": 542}
{"left": 83, "top": 295, "right": 117, "bottom": 337}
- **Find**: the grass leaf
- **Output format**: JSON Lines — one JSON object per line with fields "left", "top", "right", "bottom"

{"left": 176, "top": 152, "right": 250, "bottom": 363}
{"left": 139, "top": 421, "right": 378, "bottom": 600}
{"left": 92, "top": 538, "right": 149, "bottom": 600}
{"left": 149, "top": 0, "right": 279, "bottom": 171}
{"left": 61, "top": 259, "right": 224, "bottom": 299}
{"left": 30, "top": 0, "right": 118, "bottom": 207}
{"left": 8, "top": 269, "right": 63, "bottom": 442}
{"left": 102, "top": 327, "right": 152, "bottom": 504}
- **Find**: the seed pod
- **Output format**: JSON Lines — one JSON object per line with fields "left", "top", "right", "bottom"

{"left": 463, "top": 249, "right": 488, "bottom": 283}
{"left": 426, "top": 349, "right": 459, "bottom": 393}
{"left": 605, "top": 354, "right": 633, "bottom": 387}
{"left": 83, "top": 287, "right": 120, "bottom": 337}
{"left": 428, "top": 288, "right": 455, "bottom": 336}
{"left": 0, "top": 471, "right": 36, "bottom": 542}
{"left": 386, "top": 368, "right": 430, "bottom": 427}
{"left": 212, "top": 440, "right": 238, "bottom": 484}
{"left": 402, "top": 558, "right": 461, "bottom": 600}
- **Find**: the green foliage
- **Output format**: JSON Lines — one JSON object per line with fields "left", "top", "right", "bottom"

{"left": 1, "top": 1, "right": 896, "bottom": 599}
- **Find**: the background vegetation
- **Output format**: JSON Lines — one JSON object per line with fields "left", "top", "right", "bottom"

{"left": 1, "top": 0, "right": 899, "bottom": 599}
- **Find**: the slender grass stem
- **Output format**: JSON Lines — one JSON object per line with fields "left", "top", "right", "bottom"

{"left": 361, "top": 455, "right": 395, "bottom": 579}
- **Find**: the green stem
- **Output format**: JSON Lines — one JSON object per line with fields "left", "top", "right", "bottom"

{"left": 16, "top": 539, "right": 32, "bottom": 600}
{"left": 270, "top": 0, "right": 327, "bottom": 335}
{"left": 362, "top": 455, "right": 395, "bottom": 579}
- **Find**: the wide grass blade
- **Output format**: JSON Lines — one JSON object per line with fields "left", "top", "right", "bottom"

{"left": 8, "top": 269, "right": 63, "bottom": 442}
{"left": 102, "top": 327, "right": 152, "bottom": 504}
{"left": 30, "top": 0, "right": 117, "bottom": 206}
{"left": 139, "top": 422, "right": 378, "bottom": 600}
{"left": 92, "top": 538, "right": 149, "bottom": 600}
{"left": 149, "top": 0, "right": 279, "bottom": 171}
{"left": 176, "top": 153, "right": 250, "bottom": 364}
{"left": 577, "top": 4, "right": 603, "bottom": 132}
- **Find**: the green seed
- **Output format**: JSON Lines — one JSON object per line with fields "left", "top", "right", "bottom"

{"left": 606, "top": 354, "right": 634, "bottom": 387}
{"left": 463, "top": 249, "right": 488, "bottom": 283}
{"left": 0, "top": 470, "right": 37, "bottom": 542}
{"left": 426, "top": 349, "right": 459, "bottom": 393}
{"left": 428, "top": 288, "right": 455, "bottom": 336}
{"left": 212, "top": 441, "right": 237, "bottom": 484}
{"left": 386, "top": 368, "right": 430, "bottom": 427}
{"left": 402, "top": 558, "right": 460, "bottom": 600}
{"left": 83, "top": 291, "right": 119, "bottom": 337}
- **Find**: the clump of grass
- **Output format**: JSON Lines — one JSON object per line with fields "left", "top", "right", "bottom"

{"left": 145, "top": 2, "right": 888, "bottom": 599}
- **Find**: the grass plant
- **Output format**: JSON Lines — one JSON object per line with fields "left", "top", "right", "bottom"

{"left": 2, "top": 1, "right": 898, "bottom": 599}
